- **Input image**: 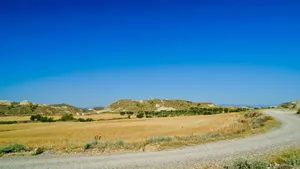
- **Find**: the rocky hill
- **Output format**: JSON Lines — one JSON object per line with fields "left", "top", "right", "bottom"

{"left": 0, "top": 100, "right": 89, "bottom": 116}
{"left": 278, "top": 98, "right": 300, "bottom": 109}
{"left": 106, "top": 98, "right": 216, "bottom": 112}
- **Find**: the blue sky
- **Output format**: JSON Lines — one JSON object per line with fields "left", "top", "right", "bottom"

{"left": 1, "top": 0, "right": 299, "bottom": 107}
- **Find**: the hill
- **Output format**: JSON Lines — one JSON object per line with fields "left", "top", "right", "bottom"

{"left": 278, "top": 98, "right": 300, "bottom": 109}
{"left": 0, "top": 100, "right": 89, "bottom": 116}
{"left": 106, "top": 98, "right": 216, "bottom": 112}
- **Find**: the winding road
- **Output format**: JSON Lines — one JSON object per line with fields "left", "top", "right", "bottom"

{"left": 0, "top": 109, "right": 299, "bottom": 169}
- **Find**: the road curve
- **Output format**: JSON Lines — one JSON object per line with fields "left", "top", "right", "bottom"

{"left": 0, "top": 110, "right": 299, "bottom": 169}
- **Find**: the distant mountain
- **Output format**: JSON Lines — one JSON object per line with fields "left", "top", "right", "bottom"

{"left": 106, "top": 98, "right": 216, "bottom": 112}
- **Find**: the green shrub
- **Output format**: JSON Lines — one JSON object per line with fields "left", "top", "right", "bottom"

{"left": 113, "top": 140, "right": 125, "bottom": 146}
{"left": 250, "top": 160, "right": 268, "bottom": 169}
{"left": 136, "top": 112, "right": 144, "bottom": 118}
{"left": 297, "top": 109, "right": 300, "bottom": 114}
{"left": 0, "top": 144, "right": 27, "bottom": 154}
{"left": 84, "top": 142, "right": 93, "bottom": 149}
{"left": 84, "top": 140, "right": 98, "bottom": 150}
{"left": 210, "top": 132, "right": 220, "bottom": 138}
{"left": 147, "top": 136, "right": 173, "bottom": 143}
{"left": 86, "top": 118, "right": 94, "bottom": 122}
{"left": 60, "top": 114, "right": 75, "bottom": 121}
{"left": 231, "top": 159, "right": 268, "bottom": 169}
{"left": 284, "top": 155, "right": 300, "bottom": 166}
{"left": 120, "top": 112, "right": 126, "bottom": 116}
{"left": 0, "top": 121, "right": 17, "bottom": 125}
{"left": 30, "top": 115, "right": 55, "bottom": 122}
{"left": 77, "top": 118, "right": 86, "bottom": 122}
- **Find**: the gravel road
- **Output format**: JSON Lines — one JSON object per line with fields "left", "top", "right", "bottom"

{"left": 0, "top": 109, "right": 299, "bottom": 169}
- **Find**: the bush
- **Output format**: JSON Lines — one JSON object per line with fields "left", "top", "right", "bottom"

{"left": 84, "top": 140, "right": 98, "bottom": 150}
{"left": 60, "top": 114, "right": 75, "bottom": 121}
{"left": 244, "top": 111, "right": 262, "bottom": 118}
{"left": 84, "top": 142, "right": 93, "bottom": 149}
{"left": 77, "top": 118, "right": 94, "bottom": 122}
{"left": 0, "top": 144, "right": 27, "bottom": 154}
{"left": 297, "top": 109, "right": 300, "bottom": 114}
{"left": 232, "top": 159, "right": 268, "bottom": 169}
{"left": 147, "top": 136, "right": 173, "bottom": 143}
{"left": 285, "top": 155, "right": 300, "bottom": 166}
{"left": 136, "top": 112, "right": 144, "bottom": 118}
{"left": 77, "top": 118, "right": 86, "bottom": 122}
{"left": 210, "top": 132, "right": 220, "bottom": 138}
{"left": 30, "top": 114, "right": 55, "bottom": 122}
{"left": 0, "top": 121, "right": 17, "bottom": 125}
{"left": 86, "top": 118, "right": 94, "bottom": 122}
{"left": 251, "top": 115, "right": 272, "bottom": 129}
{"left": 113, "top": 140, "right": 125, "bottom": 146}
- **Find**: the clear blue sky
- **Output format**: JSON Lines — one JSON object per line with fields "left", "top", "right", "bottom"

{"left": 1, "top": 0, "right": 299, "bottom": 107}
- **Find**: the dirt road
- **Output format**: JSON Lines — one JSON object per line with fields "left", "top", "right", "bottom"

{"left": 0, "top": 110, "right": 299, "bottom": 169}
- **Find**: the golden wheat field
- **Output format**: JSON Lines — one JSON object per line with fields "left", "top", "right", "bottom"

{"left": 0, "top": 113, "right": 244, "bottom": 150}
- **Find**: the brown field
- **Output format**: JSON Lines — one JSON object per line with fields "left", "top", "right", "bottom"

{"left": 0, "top": 113, "right": 241, "bottom": 149}
{"left": 0, "top": 113, "right": 124, "bottom": 121}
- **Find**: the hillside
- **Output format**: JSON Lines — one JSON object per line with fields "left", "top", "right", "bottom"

{"left": 0, "top": 100, "right": 89, "bottom": 116}
{"left": 106, "top": 98, "right": 216, "bottom": 112}
{"left": 278, "top": 98, "right": 300, "bottom": 109}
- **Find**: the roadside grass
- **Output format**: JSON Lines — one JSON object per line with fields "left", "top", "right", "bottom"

{"left": 223, "top": 146, "right": 300, "bottom": 169}
{"left": 0, "top": 111, "right": 279, "bottom": 155}
{"left": 268, "top": 147, "right": 300, "bottom": 167}
{"left": 0, "top": 144, "right": 27, "bottom": 155}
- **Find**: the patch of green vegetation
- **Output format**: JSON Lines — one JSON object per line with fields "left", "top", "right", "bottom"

{"left": 78, "top": 118, "right": 94, "bottom": 122}
{"left": 84, "top": 140, "right": 98, "bottom": 150}
{"left": 0, "top": 144, "right": 27, "bottom": 154}
{"left": 60, "top": 114, "right": 76, "bottom": 121}
{"left": 225, "top": 159, "right": 268, "bottom": 169}
{"left": 0, "top": 121, "right": 18, "bottom": 124}
{"left": 30, "top": 114, "right": 55, "bottom": 122}
{"left": 136, "top": 112, "right": 144, "bottom": 118}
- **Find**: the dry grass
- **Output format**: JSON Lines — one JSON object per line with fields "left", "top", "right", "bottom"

{"left": 0, "top": 113, "right": 240, "bottom": 150}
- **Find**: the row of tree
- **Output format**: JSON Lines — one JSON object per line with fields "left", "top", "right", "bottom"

{"left": 120, "top": 107, "right": 249, "bottom": 118}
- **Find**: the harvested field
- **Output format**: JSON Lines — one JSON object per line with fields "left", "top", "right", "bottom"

{"left": 0, "top": 113, "right": 241, "bottom": 149}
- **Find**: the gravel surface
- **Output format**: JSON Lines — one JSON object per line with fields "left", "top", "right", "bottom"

{"left": 0, "top": 109, "right": 299, "bottom": 169}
